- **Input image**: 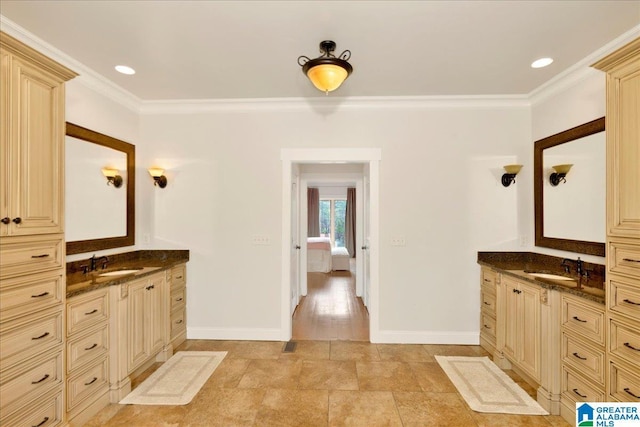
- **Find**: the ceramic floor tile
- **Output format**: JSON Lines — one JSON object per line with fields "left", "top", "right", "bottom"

{"left": 423, "top": 344, "right": 490, "bottom": 357}
{"left": 472, "top": 412, "right": 553, "bottom": 426}
{"left": 82, "top": 404, "right": 124, "bottom": 427}
{"left": 376, "top": 343, "right": 434, "bottom": 362}
{"left": 393, "top": 391, "right": 479, "bottom": 426}
{"left": 226, "top": 341, "right": 284, "bottom": 359}
{"left": 93, "top": 404, "right": 189, "bottom": 427}
{"left": 182, "top": 388, "right": 265, "bottom": 427}
{"left": 408, "top": 362, "right": 457, "bottom": 392}
{"left": 545, "top": 415, "right": 572, "bottom": 427}
{"left": 298, "top": 360, "right": 359, "bottom": 390}
{"left": 236, "top": 359, "right": 303, "bottom": 389}
{"left": 175, "top": 339, "right": 238, "bottom": 353}
{"left": 279, "top": 340, "right": 331, "bottom": 360}
{"left": 328, "top": 390, "right": 403, "bottom": 427}
{"left": 330, "top": 341, "right": 381, "bottom": 361}
{"left": 254, "top": 388, "right": 329, "bottom": 426}
{"left": 199, "top": 358, "right": 251, "bottom": 389}
{"left": 356, "top": 361, "right": 422, "bottom": 391}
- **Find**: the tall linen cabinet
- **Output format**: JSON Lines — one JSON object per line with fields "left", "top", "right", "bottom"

{"left": 0, "top": 32, "right": 76, "bottom": 426}
{"left": 593, "top": 37, "right": 640, "bottom": 402}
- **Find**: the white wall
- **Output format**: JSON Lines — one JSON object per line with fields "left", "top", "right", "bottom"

{"left": 65, "top": 79, "right": 140, "bottom": 261}
{"left": 139, "top": 102, "right": 530, "bottom": 341}
{"left": 528, "top": 70, "right": 606, "bottom": 264}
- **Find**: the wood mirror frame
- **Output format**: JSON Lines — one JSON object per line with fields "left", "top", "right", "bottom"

{"left": 534, "top": 117, "right": 605, "bottom": 257}
{"left": 66, "top": 122, "right": 135, "bottom": 254}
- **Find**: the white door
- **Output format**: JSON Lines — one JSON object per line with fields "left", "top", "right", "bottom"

{"left": 290, "top": 176, "right": 300, "bottom": 315}
{"left": 362, "top": 173, "right": 371, "bottom": 307}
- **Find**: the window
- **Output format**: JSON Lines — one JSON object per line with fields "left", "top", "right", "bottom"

{"left": 319, "top": 199, "right": 346, "bottom": 248}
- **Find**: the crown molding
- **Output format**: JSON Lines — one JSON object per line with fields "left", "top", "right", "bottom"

{"left": 0, "top": 15, "right": 141, "bottom": 113}
{"left": 529, "top": 24, "right": 640, "bottom": 106}
{"left": 138, "top": 95, "right": 530, "bottom": 115}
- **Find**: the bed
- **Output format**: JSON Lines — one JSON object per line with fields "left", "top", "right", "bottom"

{"left": 307, "top": 237, "right": 332, "bottom": 273}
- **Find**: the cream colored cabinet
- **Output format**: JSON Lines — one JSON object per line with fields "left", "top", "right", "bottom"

{"left": 168, "top": 263, "right": 187, "bottom": 349}
{"left": 593, "top": 37, "right": 640, "bottom": 405}
{"left": 66, "top": 288, "right": 110, "bottom": 427}
{"left": 127, "top": 274, "right": 165, "bottom": 373}
{"left": 501, "top": 276, "right": 542, "bottom": 383}
{"left": 0, "top": 33, "right": 73, "bottom": 237}
{"left": 0, "top": 32, "right": 75, "bottom": 427}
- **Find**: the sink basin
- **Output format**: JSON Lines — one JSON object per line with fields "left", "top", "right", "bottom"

{"left": 98, "top": 269, "right": 142, "bottom": 277}
{"left": 526, "top": 272, "right": 574, "bottom": 281}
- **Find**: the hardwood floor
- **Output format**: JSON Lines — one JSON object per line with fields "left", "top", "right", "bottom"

{"left": 292, "top": 260, "right": 369, "bottom": 341}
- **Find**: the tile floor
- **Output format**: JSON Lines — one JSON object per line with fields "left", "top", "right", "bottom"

{"left": 85, "top": 340, "right": 572, "bottom": 427}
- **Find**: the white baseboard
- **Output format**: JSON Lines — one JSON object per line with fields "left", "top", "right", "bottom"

{"left": 372, "top": 330, "right": 480, "bottom": 345}
{"left": 187, "top": 327, "right": 283, "bottom": 341}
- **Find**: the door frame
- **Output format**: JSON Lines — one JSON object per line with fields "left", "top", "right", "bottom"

{"left": 280, "top": 148, "right": 381, "bottom": 342}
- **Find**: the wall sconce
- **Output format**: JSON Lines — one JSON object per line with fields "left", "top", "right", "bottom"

{"left": 501, "top": 164, "right": 523, "bottom": 187}
{"left": 148, "top": 168, "right": 167, "bottom": 188}
{"left": 550, "top": 164, "right": 573, "bottom": 186}
{"left": 101, "top": 168, "right": 123, "bottom": 188}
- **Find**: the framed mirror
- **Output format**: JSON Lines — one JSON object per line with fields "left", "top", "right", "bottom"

{"left": 534, "top": 117, "right": 605, "bottom": 256}
{"left": 66, "top": 122, "right": 135, "bottom": 254}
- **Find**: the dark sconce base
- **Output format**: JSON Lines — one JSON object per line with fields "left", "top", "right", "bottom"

{"left": 153, "top": 175, "right": 167, "bottom": 188}
{"left": 501, "top": 173, "right": 517, "bottom": 187}
{"left": 549, "top": 173, "right": 567, "bottom": 186}
{"left": 107, "top": 175, "right": 123, "bottom": 188}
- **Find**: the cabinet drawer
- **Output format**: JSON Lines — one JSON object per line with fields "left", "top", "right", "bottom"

{"left": 609, "top": 240, "right": 640, "bottom": 279}
{"left": 481, "top": 290, "right": 496, "bottom": 316}
{"left": 480, "top": 312, "right": 496, "bottom": 343}
{"left": 0, "top": 271, "right": 63, "bottom": 322}
{"left": 170, "top": 309, "right": 186, "bottom": 339}
{"left": 0, "top": 387, "right": 63, "bottom": 427}
{"left": 172, "top": 264, "right": 186, "bottom": 287}
{"left": 609, "top": 360, "right": 640, "bottom": 402}
{"left": 67, "top": 357, "right": 109, "bottom": 411}
{"left": 67, "top": 323, "right": 109, "bottom": 372}
{"left": 561, "top": 366, "right": 605, "bottom": 404}
{"left": 170, "top": 286, "right": 186, "bottom": 312}
{"left": 67, "top": 288, "right": 109, "bottom": 336}
{"left": 561, "top": 295, "right": 605, "bottom": 345}
{"left": 0, "top": 308, "right": 63, "bottom": 369}
{"left": 0, "top": 351, "right": 63, "bottom": 411}
{"left": 0, "top": 235, "right": 63, "bottom": 279}
{"left": 561, "top": 333, "right": 605, "bottom": 384}
{"left": 609, "top": 318, "right": 640, "bottom": 367}
{"left": 609, "top": 278, "right": 640, "bottom": 319}
{"left": 481, "top": 268, "right": 496, "bottom": 288}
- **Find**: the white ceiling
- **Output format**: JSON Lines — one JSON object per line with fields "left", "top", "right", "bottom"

{"left": 1, "top": 1, "right": 639, "bottom": 101}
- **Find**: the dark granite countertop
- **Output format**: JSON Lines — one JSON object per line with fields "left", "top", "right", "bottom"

{"left": 66, "top": 250, "right": 189, "bottom": 298}
{"left": 478, "top": 252, "right": 605, "bottom": 305}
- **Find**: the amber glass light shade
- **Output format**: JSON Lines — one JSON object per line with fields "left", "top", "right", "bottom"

{"left": 552, "top": 164, "right": 573, "bottom": 174}
{"left": 101, "top": 167, "right": 123, "bottom": 188}
{"left": 503, "top": 164, "right": 523, "bottom": 175}
{"left": 306, "top": 64, "right": 350, "bottom": 93}
{"left": 101, "top": 167, "right": 118, "bottom": 177}
{"left": 148, "top": 168, "right": 164, "bottom": 178}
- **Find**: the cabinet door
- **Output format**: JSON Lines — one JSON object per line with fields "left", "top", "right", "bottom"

{"left": 127, "top": 280, "right": 147, "bottom": 372}
{"left": 147, "top": 274, "right": 165, "bottom": 356}
{"left": 503, "top": 278, "right": 519, "bottom": 360}
{"left": 520, "top": 282, "right": 541, "bottom": 382}
{"left": 0, "top": 48, "right": 10, "bottom": 236}
{"left": 7, "top": 55, "right": 65, "bottom": 236}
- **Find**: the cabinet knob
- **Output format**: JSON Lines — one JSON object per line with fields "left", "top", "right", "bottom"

{"left": 0, "top": 217, "right": 9, "bottom": 224}
{"left": 12, "top": 217, "right": 21, "bottom": 224}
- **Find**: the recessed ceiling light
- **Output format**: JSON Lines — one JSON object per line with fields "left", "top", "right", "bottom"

{"left": 115, "top": 65, "right": 136, "bottom": 75}
{"left": 531, "top": 58, "right": 553, "bottom": 69}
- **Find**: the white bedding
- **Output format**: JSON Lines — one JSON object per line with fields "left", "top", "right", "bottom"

{"left": 307, "top": 237, "right": 332, "bottom": 273}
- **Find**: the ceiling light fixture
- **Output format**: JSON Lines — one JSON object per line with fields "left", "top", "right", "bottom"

{"left": 531, "top": 58, "right": 553, "bottom": 69}
{"left": 115, "top": 65, "right": 136, "bottom": 75}
{"left": 298, "top": 40, "right": 353, "bottom": 94}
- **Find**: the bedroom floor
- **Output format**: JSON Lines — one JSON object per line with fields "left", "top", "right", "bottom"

{"left": 293, "top": 260, "right": 369, "bottom": 341}
{"left": 85, "top": 340, "right": 571, "bottom": 426}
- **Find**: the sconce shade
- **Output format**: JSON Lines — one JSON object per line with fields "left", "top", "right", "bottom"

{"left": 298, "top": 41, "right": 353, "bottom": 94}
{"left": 501, "top": 164, "right": 523, "bottom": 187}
{"left": 550, "top": 164, "right": 573, "bottom": 186}
{"left": 148, "top": 168, "right": 167, "bottom": 188}
{"left": 101, "top": 167, "right": 123, "bottom": 188}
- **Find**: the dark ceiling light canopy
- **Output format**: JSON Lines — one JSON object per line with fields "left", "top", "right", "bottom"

{"left": 298, "top": 40, "right": 353, "bottom": 94}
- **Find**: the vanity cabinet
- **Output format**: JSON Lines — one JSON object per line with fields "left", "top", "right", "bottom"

{"left": 479, "top": 267, "right": 498, "bottom": 354}
{"left": 168, "top": 263, "right": 187, "bottom": 349}
{"left": 65, "top": 288, "right": 110, "bottom": 427}
{"left": 0, "top": 32, "right": 75, "bottom": 427}
{"left": 501, "top": 275, "right": 542, "bottom": 383}
{"left": 593, "top": 37, "right": 640, "bottom": 404}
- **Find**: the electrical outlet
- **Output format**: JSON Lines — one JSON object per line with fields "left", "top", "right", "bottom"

{"left": 252, "top": 235, "right": 271, "bottom": 245}
{"left": 391, "top": 236, "right": 406, "bottom": 246}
